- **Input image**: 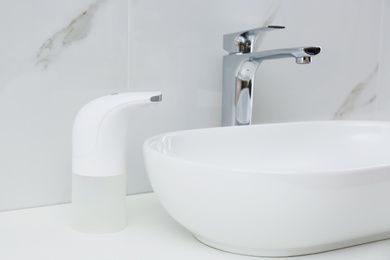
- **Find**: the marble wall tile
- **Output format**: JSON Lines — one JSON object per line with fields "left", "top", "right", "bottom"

{"left": 0, "top": 0, "right": 128, "bottom": 211}
{"left": 252, "top": 0, "right": 383, "bottom": 123}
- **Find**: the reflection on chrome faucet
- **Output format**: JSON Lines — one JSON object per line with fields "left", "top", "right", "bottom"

{"left": 221, "top": 25, "right": 321, "bottom": 126}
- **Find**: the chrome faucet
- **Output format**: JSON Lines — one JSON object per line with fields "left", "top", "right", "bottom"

{"left": 221, "top": 25, "right": 321, "bottom": 126}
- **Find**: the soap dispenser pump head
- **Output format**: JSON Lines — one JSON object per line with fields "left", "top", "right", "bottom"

{"left": 72, "top": 92, "right": 162, "bottom": 178}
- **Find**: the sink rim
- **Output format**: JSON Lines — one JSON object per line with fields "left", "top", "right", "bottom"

{"left": 144, "top": 120, "right": 390, "bottom": 175}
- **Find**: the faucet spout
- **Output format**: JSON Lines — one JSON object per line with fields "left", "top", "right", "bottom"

{"left": 249, "top": 46, "right": 321, "bottom": 63}
{"left": 222, "top": 45, "right": 321, "bottom": 126}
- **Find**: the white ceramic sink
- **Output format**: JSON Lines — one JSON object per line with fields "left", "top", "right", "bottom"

{"left": 143, "top": 121, "right": 390, "bottom": 257}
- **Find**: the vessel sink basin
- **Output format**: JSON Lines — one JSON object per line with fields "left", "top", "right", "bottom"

{"left": 143, "top": 121, "right": 390, "bottom": 257}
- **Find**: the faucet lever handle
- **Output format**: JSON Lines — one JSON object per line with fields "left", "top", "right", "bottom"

{"left": 223, "top": 25, "right": 285, "bottom": 54}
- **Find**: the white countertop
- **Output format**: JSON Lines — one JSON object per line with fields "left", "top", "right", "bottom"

{"left": 1, "top": 193, "right": 390, "bottom": 260}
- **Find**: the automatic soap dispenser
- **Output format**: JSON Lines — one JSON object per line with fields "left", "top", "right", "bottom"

{"left": 71, "top": 92, "right": 162, "bottom": 234}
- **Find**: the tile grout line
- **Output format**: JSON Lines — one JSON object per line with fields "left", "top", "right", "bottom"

{"left": 374, "top": 0, "right": 387, "bottom": 120}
